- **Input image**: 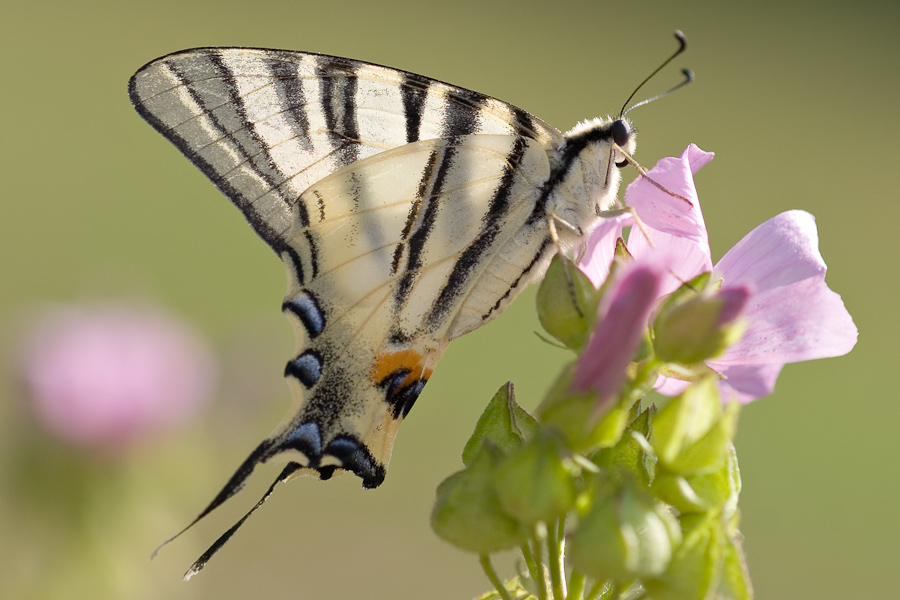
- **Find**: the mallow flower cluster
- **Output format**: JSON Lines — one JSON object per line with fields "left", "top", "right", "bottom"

{"left": 577, "top": 144, "right": 857, "bottom": 403}
{"left": 430, "top": 145, "right": 857, "bottom": 600}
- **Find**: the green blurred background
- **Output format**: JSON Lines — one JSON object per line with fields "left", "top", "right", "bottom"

{"left": 2, "top": 0, "right": 896, "bottom": 598}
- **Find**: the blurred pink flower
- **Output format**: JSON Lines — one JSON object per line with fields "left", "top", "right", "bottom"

{"left": 20, "top": 303, "right": 217, "bottom": 450}
{"left": 580, "top": 145, "right": 858, "bottom": 402}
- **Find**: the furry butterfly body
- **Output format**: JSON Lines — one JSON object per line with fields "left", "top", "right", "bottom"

{"left": 130, "top": 47, "right": 636, "bottom": 571}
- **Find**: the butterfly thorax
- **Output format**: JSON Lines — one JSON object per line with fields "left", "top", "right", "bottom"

{"left": 545, "top": 116, "right": 636, "bottom": 249}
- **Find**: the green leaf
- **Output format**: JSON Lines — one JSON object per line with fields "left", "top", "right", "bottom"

{"left": 431, "top": 444, "right": 525, "bottom": 553}
{"left": 462, "top": 382, "right": 539, "bottom": 467}
{"left": 536, "top": 255, "right": 599, "bottom": 350}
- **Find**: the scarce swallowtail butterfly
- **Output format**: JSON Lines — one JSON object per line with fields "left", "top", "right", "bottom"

{"left": 130, "top": 34, "right": 689, "bottom": 576}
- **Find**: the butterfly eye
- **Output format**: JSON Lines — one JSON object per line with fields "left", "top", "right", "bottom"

{"left": 611, "top": 120, "right": 631, "bottom": 168}
{"left": 612, "top": 119, "right": 631, "bottom": 148}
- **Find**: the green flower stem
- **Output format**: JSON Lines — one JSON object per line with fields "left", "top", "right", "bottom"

{"left": 479, "top": 554, "right": 515, "bottom": 600}
{"left": 520, "top": 542, "right": 545, "bottom": 600}
{"left": 584, "top": 580, "right": 613, "bottom": 600}
{"left": 565, "top": 572, "right": 586, "bottom": 600}
{"left": 530, "top": 536, "right": 549, "bottom": 600}
{"left": 548, "top": 520, "right": 566, "bottom": 599}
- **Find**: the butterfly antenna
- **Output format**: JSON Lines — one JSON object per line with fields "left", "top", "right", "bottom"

{"left": 619, "top": 31, "right": 692, "bottom": 117}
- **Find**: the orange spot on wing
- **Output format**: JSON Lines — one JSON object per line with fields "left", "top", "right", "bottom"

{"left": 371, "top": 349, "right": 433, "bottom": 387}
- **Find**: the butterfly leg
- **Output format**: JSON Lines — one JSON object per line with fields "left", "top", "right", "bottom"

{"left": 613, "top": 144, "right": 693, "bottom": 207}
{"left": 546, "top": 212, "right": 583, "bottom": 253}
{"left": 597, "top": 205, "right": 655, "bottom": 250}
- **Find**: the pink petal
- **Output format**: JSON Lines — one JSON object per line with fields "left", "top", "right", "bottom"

{"left": 627, "top": 228, "right": 714, "bottom": 296}
{"left": 579, "top": 213, "right": 633, "bottom": 287}
{"left": 625, "top": 144, "right": 713, "bottom": 241}
{"left": 655, "top": 377, "right": 690, "bottom": 397}
{"left": 654, "top": 362, "right": 782, "bottom": 404}
{"left": 714, "top": 211, "right": 858, "bottom": 364}
{"left": 625, "top": 145, "right": 715, "bottom": 293}
{"left": 715, "top": 277, "right": 857, "bottom": 365}
{"left": 706, "top": 362, "right": 785, "bottom": 404}
{"left": 716, "top": 210, "right": 820, "bottom": 291}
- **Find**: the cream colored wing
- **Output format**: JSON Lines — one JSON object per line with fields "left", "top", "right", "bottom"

{"left": 129, "top": 47, "right": 561, "bottom": 250}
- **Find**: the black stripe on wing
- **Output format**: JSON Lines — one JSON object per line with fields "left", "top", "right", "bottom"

{"left": 128, "top": 53, "right": 296, "bottom": 252}
{"left": 400, "top": 74, "right": 428, "bottom": 144}
{"left": 392, "top": 142, "right": 457, "bottom": 309}
{"left": 317, "top": 59, "right": 361, "bottom": 166}
{"left": 424, "top": 134, "right": 531, "bottom": 333}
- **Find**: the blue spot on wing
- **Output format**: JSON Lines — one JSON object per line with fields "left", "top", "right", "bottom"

{"left": 282, "top": 291, "right": 325, "bottom": 339}
{"left": 281, "top": 422, "right": 323, "bottom": 460}
{"left": 325, "top": 436, "right": 385, "bottom": 489}
{"left": 285, "top": 350, "right": 323, "bottom": 388}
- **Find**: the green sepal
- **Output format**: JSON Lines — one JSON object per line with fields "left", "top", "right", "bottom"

{"left": 592, "top": 402, "right": 657, "bottom": 487}
{"left": 431, "top": 443, "right": 525, "bottom": 553}
{"left": 669, "top": 401, "right": 738, "bottom": 476}
{"left": 652, "top": 442, "right": 739, "bottom": 515}
{"left": 537, "top": 363, "right": 631, "bottom": 453}
{"left": 536, "top": 254, "right": 599, "bottom": 351}
{"left": 652, "top": 378, "right": 739, "bottom": 476}
{"left": 568, "top": 477, "right": 682, "bottom": 583}
{"left": 462, "top": 382, "right": 539, "bottom": 467}
{"left": 644, "top": 512, "right": 724, "bottom": 600}
{"left": 656, "top": 273, "right": 714, "bottom": 314}
{"left": 717, "top": 527, "right": 754, "bottom": 600}
{"left": 493, "top": 428, "right": 577, "bottom": 526}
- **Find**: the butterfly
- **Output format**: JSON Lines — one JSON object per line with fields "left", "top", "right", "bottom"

{"left": 129, "top": 36, "right": 687, "bottom": 577}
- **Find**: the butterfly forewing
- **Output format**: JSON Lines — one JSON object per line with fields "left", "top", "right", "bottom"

{"left": 129, "top": 47, "right": 561, "bottom": 249}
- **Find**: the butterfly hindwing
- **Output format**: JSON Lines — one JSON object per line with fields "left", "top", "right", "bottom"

{"left": 128, "top": 47, "right": 561, "bottom": 250}
{"left": 270, "top": 133, "right": 557, "bottom": 487}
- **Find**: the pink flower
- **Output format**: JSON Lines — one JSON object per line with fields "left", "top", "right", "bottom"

{"left": 20, "top": 303, "right": 217, "bottom": 451}
{"left": 581, "top": 145, "right": 858, "bottom": 402}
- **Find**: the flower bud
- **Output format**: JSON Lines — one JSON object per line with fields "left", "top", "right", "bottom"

{"left": 651, "top": 378, "right": 738, "bottom": 476}
{"left": 493, "top": 429, "right": 576, "bottom": 526}
{"left": 569, "top": 478, "right": 681, "bottom": 582}
{"left": 652, "top": 441, "right": 740, "bottom": 515}
{"left": 644, "top": 513, "right": 722, "bottom": 600}
{"left": 653, "top": 284, "right": 750, "bottom": 365}
{"left": 538, "top": 365, "right": 631, "bottom": 453}
{"left": 431, "top": 444, "right": 525, "bottom": 553}
{"left": 536, "top": 255, "right": 599, "bottom": 350}
{"left": 592, "top": 403, "right": 656, "bottom": 486}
